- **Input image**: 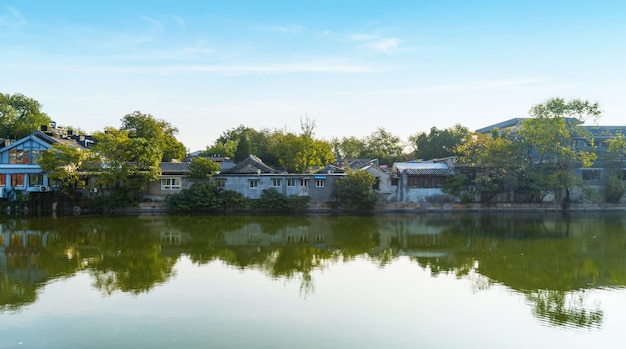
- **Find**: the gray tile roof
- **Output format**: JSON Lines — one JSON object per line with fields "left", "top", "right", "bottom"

{"left": 159, "top": 162, "right": 190, "bottom": 174}
{"left": 393, "top": 162, "right": 454, "bottom": 176}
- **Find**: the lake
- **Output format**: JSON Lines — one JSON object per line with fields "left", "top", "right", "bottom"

{"left": 1, "top": 212, "right": 626, "bottom": 349}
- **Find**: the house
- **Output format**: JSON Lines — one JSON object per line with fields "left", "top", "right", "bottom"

{"left": 212, "top": 155, "right": 343, "bottom": 204}
{"left": 390, "top": 157, "right": 455, "bottom": 203}
{"left": 0, "top": 130, "right": 87, "bottom": 199}
{"left": 144, "top": 162, "right": 192, "bottom": 201}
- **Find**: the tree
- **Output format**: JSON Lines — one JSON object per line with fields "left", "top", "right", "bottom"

{"left": 267, "top": 131, "right": 335, "bottom": 173}
{"left": 332, "top": 136, "right": 366, "bottom": 159}
{"left": 39, "top": 144, "right": 93, "bottom": 202}
{"left": 234, "top": 133, "right": 252, "bottom": 163}
{"left": 91, "top": 127, "right": 163, "bottom": 205}
{"left": 410, "top": 124, "right": 469, "bottom": 160}
{"left": 604, "top": 133, "right": 626, "bottom": 203}
{"left": 120, "top": 111, "right": 186, "bottom": 162}
{"left": 362, "top": 128, "right": 405, "bottom": 166}
{"left": 520, "top": 98, "right": 601, "bottom": 203}
{"left": 189, "top": 157, "right": 221, "bottom": 179}
{"left": 0, "top": 92, "right": 53, "bottom": 139}
{"left": 334, "top": 169, "right": 378, "bottom": 210}
{"left": 457, "top": 98, "right": 602, "bottom": 204}
{"left": 457, "top": 133, "right": 529, "bottom": 202}
{"left": 299, "top": 113, "right": 316, "bottom": 138}
{"left": 203, "top": 140, "right": 237, "bottom": 158}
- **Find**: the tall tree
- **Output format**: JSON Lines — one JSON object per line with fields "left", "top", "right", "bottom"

{"left": 520, "top": 98, "right": 601, "bottom": 203}
{"left": 268, "top": 131, "right": 335, "bottom": 173}
{"left": 40, "top": 144, "right": 94, "bottom": 202}
{"left": 91, "top": 127, "right": 163, "bottom": 203}
{"left": 120, "top": 111, "right": 186, "bottom": 162}
{"left": 332, "top": 136, "right": 366, "bottom": 159}
{"left": 0, "top": 92, "right": 52, "bottom": 139}
{"left": 410, "top": 124, "right": 470, "bottom": 160}
{"left": 234, "top": 133, "right": 252, "bottom": 163}
{"left": 362, "top": 128, "right": 404, "bottom": 166}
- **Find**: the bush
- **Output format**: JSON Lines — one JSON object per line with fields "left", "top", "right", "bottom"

{"left": 167, "top": 183, "right": 248, "bottom": 210}
{"left": 252, "top": 188, "right": 309, "bottom": 211}
{"left": 604, "top": 175, "right": 625, "bottom": 203}
{"left": 334, "top": 169, "right": 377, "bottom": 210}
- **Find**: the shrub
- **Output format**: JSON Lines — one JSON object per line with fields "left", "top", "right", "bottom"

{"left": 167, "top": 183, "right": 248, "bottom": 210}
{"left": 334, "top": 169, "right": 377, "bottom": 210}
{"left": 252, "top": 188, "right": 309, "bottom": 211}
{"left": 604, "top": 175, "right": 625, "bottom": 203}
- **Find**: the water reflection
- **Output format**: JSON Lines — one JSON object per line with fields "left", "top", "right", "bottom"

{"left": 1, "top": 212, "right": 626, "bottom": 329}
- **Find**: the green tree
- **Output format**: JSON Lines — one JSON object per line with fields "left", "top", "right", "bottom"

{"left": 410, "top": 124, "right": 470, "bottom": 160}
{"left": 40, "top": 144, "right": 93, "bottom": 202}
{"left": 120, "top": 111, "right": 186, "bottom": 162}
{"left": 215, "top": 125, "right": 273, "bottom": 163}
{"left": 189, "top": 157, "right": 221, "bottom": 179}
{"left": 0, "top": 92, "right": 53, "bottom": 139}
{"left": 520, "top": 98, "right": 601, "bottom": 203}
{"left": 334, "top": 169, "right": 378, "bottom": 210}
{"left": 331, "top": 136, "right": 366, "bottom": 159}
{"left": 268, "top": 131, "right": 335, "bottom": 173}
{"left": 457, "top": 134, "right": 529, "bottom": 202}
{"left": 604, "top": 133, "right": 626, "bottom": 203}
{"left": 234, "top": 133, "right": 252, "bottom": 163}
{"left": 91, "top": 127, "right": 163, "bottom": 205}
{"left": 203, "top": 140, "right": 237, "bottom": 158}
{"left": 362, "top": 128, "right": 404, "bottom": 166}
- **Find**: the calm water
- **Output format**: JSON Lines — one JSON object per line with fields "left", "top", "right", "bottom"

{"left": 1, "top": 212, "right": 626, "bottom": 349}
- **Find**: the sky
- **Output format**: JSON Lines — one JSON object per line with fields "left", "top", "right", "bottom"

{"left": 1, "top": 0, "right": 625, "bottom": 152}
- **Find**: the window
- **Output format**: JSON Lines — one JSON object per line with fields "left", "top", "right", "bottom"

{"left": 249, "top": 179, "right": 259, "bottom": 188}
{"left": 300, "top": 178, "right": 309, "bottom": 187}
{"left": 407, "top": 176, "right": 446, "bottom": 188}
{"left": 287, "top": 178, "right": 296, "bottom": 187}
{"left": 31, "top": 149, "right": 41, "bottom": 164}
{"left": 215, "top": 179, "right": 226, "bottom": 187}
{"left": 29, "top": 174, "right": 43, "bottom": 187}
{"left": 316, "top": 179, "right": 325, "bottom": 187}
{"left": 582, "top": 169, "right": 601, "bottom": 181}
{"left": 160, "top": 177, "right": 182, "bottom": 190}
{"left": 0, "top": 175, "right": 6, "bottom": 187}
{"left": 272, "top": 178, "right": 281, "bottom": 187}
{"left": 11, "top": 174, "right": 25, "bottom": 187}
{"left": 9, "top": 149, "right": 26, "bottom": 164}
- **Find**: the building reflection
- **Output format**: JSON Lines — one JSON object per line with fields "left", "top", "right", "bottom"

{"left": 2, "top": 213, "right": 626, "bottom": 328}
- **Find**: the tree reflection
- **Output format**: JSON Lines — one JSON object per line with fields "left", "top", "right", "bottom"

{"left": 0, "top": 277, "right": 38, "bottom": 312}
{"left": 2, "top": 212, "right": 626, "bottom": 330}
{"left": 527, "top": 289, "right": 603, "bottom": 328}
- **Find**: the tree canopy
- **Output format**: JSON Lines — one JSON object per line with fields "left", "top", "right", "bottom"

{"left": 91, "top": 127, "right": 163, "bottom": 203}
{"left": 120, "top": 111, "right": 187, "bottom": 162}
{"left": 0, "top": 92, "right": 52, "bottom": 139}
{"left": 456, "top": 98, "right": 602, "bottom": 203}
{"left": 410, "top": 124, "right": 470, "bottom": 160}
{"left": 189, "top": 157, "right": 221, "bottom": 179}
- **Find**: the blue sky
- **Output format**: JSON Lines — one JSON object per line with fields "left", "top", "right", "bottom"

{"left": 1, "top": 1, "right": 625, "bottom": 151}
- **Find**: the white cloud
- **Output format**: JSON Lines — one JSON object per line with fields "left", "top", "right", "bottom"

{"left": 0, "top": 5, "right": 26, "bottom": 29}
{"left": 266, "top": 24, "right": 305, "bottom": 33}
{"left": 349, "top": 77, "right": 555, "bottom": 96}
{"left": 365, "top": 38, "right": 401, "bottom": 54}
{"left": 348, "top": 33, "right": 379, "bottom": 41}
{"left": 6, "top": 60, "right": 391, "bottom": 75}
